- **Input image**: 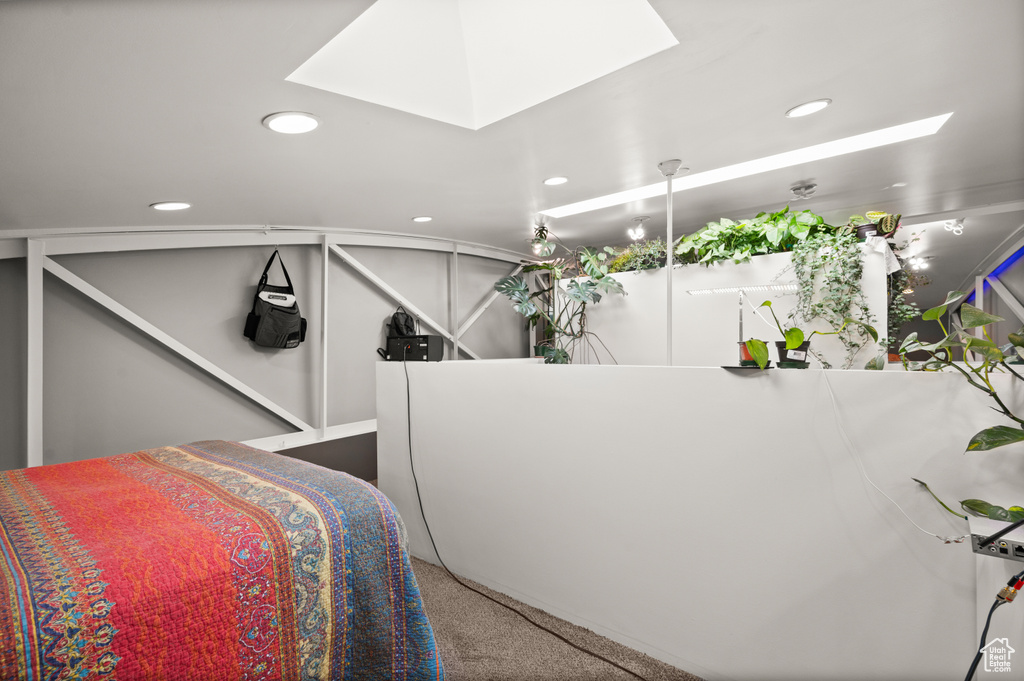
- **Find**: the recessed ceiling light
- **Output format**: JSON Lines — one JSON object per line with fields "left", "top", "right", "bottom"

{"left": 412, "top": 216, "right": 432, "bottom": 223}
{"left": 261, "top": 111, "right": 320, "bottom": 134}
{"left": 785, "top": 98, "right": 832, "bottom": 118}
{"left": 543, "top": 177, "right": 569, "bottom": 186}
{"left": 150, "top": 201, "right": 190, "bottom": 211}
{"left": 541, "top": 112, "right": 953, "bottom": 219}
{"left": 891, "top": 182, "right": 908, "bottom": 187}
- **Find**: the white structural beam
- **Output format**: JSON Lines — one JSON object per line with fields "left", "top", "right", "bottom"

{"left": 986, "top": 276, "right": 1024, "bottom": 325}
{"left": 458, "top": 264, "right": 524, "bottom": 337}
{"left": 42, "top": 257, "right": 315, "bottom": 433}
{"left": 320, "top": 235, "right": 330, "bottom": 436}
{"left": 26, "top": 240, "right": 44, "bottom": 467}
{"left": 451, "top": 244, "right": 460, "bottom": 360}
{"left": 329, "top": 244, "right": 484, "bottom": 360}
{"left": 330, "top": 245, "right": 453, "bottom": 341}
{"left": 28, "top": 226, "right": 525, "bottom": 264}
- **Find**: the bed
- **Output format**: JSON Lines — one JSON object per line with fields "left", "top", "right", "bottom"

{"left": 0, "top": 440, "right": 443, "bottom": 680}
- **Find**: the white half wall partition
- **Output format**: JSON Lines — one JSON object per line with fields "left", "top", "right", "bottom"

{"left": 377, "top": 360, "right": 1024, "bottom": 680}
{"left": 580, "top": 240, "right": 890, "bottom": 369}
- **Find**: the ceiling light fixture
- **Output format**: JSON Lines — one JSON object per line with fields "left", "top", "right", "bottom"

{"left": 891, "top": 182, "right": 908, "bottom": 188}
{"left": 908, "top": 257, "right": 930, "bottom": 271}
{"left": 261, "top": 111, "right": 320, "bottom": 134}
{"left": 627, "top": 216, "right": 648, "bottom": 241}
{"left": 543, "top": 177, "right": 569, "bottom": 186}
{"left": 791, "top": 183, "right": 817, "bottom": 200}
{"left": 412, "top": 216, "right": 432, "bottom": 223}
{"left": 944, "top": 218, "right": 965, "bottom": 235}
{"left": 540, "top": 112, "right": 953, "bottom": 219}
{"left": 785, "top": 98, "right": 832, "bottom": 118}
{"left": 150, "top": 201, "right": 190, "bottom": 211}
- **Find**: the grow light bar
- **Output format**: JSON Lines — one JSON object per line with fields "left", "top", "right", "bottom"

{"left": 540, "top": 113, "right": 953, "bottom": 218}
{"left": 687, "top": 284, "right": 799, "bottom": 296}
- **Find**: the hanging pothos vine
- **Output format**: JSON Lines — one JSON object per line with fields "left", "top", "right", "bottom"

{"left": 789, "top": 228, "right": 880, "bottom": 369}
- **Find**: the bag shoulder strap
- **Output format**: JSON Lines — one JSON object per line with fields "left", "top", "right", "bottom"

{"left": 258, "top": 250, "right": 295, "bottom": 294}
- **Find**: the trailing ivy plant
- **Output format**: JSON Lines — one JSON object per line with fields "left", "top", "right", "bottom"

{"left": 788, "top": 227, "right": 879, "bottom": 369}
{"left": 494, "top": 243, "right": 624, "bottom": 364}
{"left": 885, "top": 267, "right": 920, "bottom": 352}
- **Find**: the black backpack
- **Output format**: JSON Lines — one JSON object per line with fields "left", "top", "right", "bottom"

{"left": 386, "top": 306, "right": 416, "bottom": 338}
{"left": 377, "top": 306, "right": 417, "bottom": 359}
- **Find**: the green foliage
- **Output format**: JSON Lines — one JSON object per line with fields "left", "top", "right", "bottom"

{"left": 900, "top": 290, "right": 1024, "bottom": 451}
{"left": 494, "top": 242, "right": 624, "bottom": 364}
{"left": 744, "top": 338, "right": 770, "bottom": 369}
{"left": 606, "top": 239, "right": 675, "bottom": 273}
{"left": 673, "top": 207, "right": 829, "bottom": 267}
{"left": 885, "top": 268, "right": 920, "bottom": 349}
{"left": 789, "top": 228, "right": 880, "bottom": 369}
{"left": 746, "top": 299, "right": 879, "bottom": 369}
{"left": 912, "top": 479, "right": 1024, "bottom": 523}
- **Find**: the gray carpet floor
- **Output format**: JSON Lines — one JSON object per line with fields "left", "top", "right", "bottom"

{"left": 411, "top": 558, "right": 705, "bottom": 681}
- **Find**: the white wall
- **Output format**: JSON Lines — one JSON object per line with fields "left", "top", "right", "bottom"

{"left": 377, "top": 361, "right": 1024, "bottom": 680}
{"left": 582, "top": 242, "right": 889, "bottom": 369}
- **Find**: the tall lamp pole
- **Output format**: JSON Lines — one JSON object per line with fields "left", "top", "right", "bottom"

{"left": 658, "top": 159, "right": 685, "bottom": 366}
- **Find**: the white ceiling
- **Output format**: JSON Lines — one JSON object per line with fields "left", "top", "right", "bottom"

{"left": 1, "top": 0, "right": 1022, "bottom": 308}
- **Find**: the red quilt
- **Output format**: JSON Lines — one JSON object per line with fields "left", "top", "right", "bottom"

{"left": 0, "top": 440, "right": 443, "bottom": 680}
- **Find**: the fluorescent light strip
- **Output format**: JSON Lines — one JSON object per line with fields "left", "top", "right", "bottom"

{"left": 687, "top": 284, "right": 799, "bottom": 296}
{"left": 541, "top": 113, "right": 953, "bottom": 218}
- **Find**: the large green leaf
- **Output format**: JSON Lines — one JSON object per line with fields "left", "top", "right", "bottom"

{"left": 961, "top": 499, "right": 1024, "bottom": 522}
{"left": 1008, "top": 330, "right": 1024, "bottom": 347}
{"left": 922, "top": 290, "right": 967, "bottom": 321}
{"left": 745, "top": 339, "right": 769, "bottom": 369}
{"left": 784, "top": 327, "right": 804, "bottom": 349}
{"left": 562, "top": 279, "right": 600, "bottom": 304}
{"left": 911, "top": 478, "right": 967, "bottom": 519}
{"left": 495, "top": 274, "right": 529, "bottom": 296}
{"left": 592, "top": 275, "right": 625, "bottom": 296}
{"left": 840, "top": 317, "right": 879, "bottom": 342}
{"left": 966, "top": 425, "right": 1024, "bottom": 451}
{"left": 960, "top": 303, "right": 1005, "bottom": 329}
{"left": 864, "top": 353, "right": 887, "bottom": 370}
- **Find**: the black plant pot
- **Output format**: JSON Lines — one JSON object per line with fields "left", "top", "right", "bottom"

{"left": 775, "top": 341, "right": 811, "bottom": 369}
{"left": 856, "top": 223, "right": 895, "bottom": 240}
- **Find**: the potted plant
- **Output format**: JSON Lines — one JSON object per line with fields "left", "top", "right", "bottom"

{"left": 495, "top": 240, "right": 624, "bottom": 364}
{"left": 900, "top": 291, "right": 1024, "bottom": 543}
{"left": 743, "top": 300, "right": 879, "bottom": 369}
{"left": 849, "top": 211, "right": 901, "bottom": 240}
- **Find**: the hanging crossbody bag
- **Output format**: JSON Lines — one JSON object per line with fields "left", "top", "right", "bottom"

{"left": 243, "top": 250, "right": 307, "bottom": 349}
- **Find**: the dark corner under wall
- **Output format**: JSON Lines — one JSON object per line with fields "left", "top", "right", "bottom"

{"left": 280, "top": 433, "right": 378, "bottom": 483}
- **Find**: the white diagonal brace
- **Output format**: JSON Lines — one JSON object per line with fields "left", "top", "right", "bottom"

{"left": 458, "top": 264, "right": 524, "bottom": 338}
{"left": 42, "top": 257, "right": 314, "bottom": 433}
{"left": 330, "top": 244, "right": 485, "bottom": 360}
{"left": 987, "top": 276, "right": 1024, "bottom": 325}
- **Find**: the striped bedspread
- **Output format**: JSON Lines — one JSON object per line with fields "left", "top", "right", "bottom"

{"left": 0, "top": 440, "right": 443, "bottom": 680}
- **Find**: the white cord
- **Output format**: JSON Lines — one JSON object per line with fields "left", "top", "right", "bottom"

{"left": 820, "top": 370, "right": 968, "bottom": 544}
